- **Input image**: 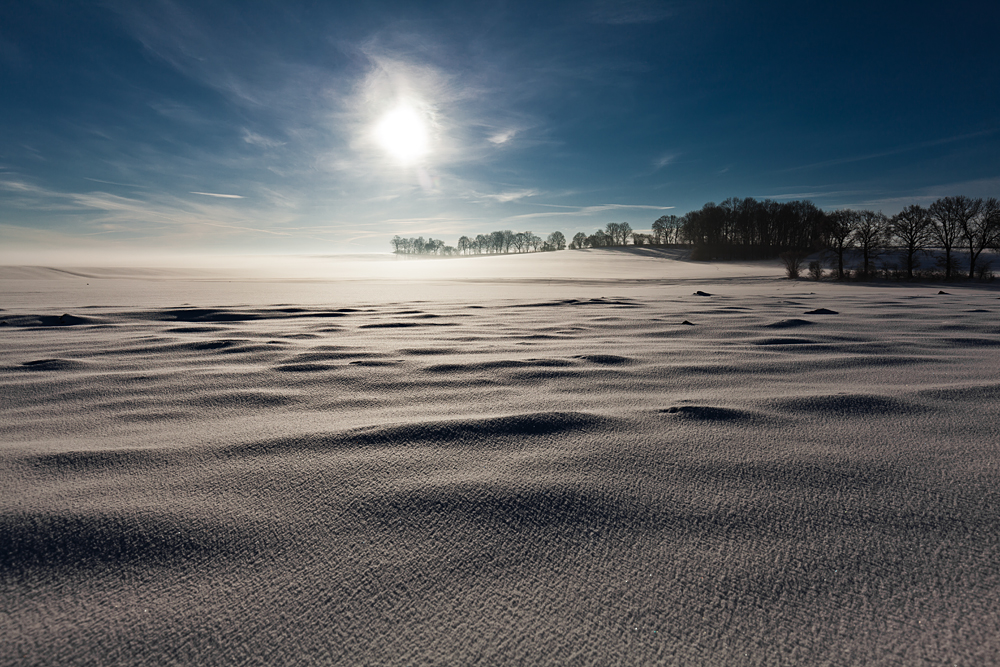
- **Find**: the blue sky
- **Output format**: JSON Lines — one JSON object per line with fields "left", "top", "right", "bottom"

{"left": 2, "top": 0, "right": 999, "bottom": 257}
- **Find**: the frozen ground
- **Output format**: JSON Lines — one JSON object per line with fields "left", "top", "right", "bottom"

{"left": 1, "top": 249, "right": 998, "bottom": 665}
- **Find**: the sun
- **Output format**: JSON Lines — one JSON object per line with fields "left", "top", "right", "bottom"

{"left": 374, "top": 104, "right": 429, "bottom": 165}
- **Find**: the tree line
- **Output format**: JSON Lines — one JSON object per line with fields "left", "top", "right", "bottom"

{"left": 675, "top": 196, "right": 1000, "bottom": 280}
{"left": 567, "top": 218, "right": 686, "bottom": 249}
{"left": 392, "top": 230, "right": 567, "bottom": 255}
{"left": 820, "top": 197, "right": 1000, "bottom": 280}
{"left": 391, "top": 221, "right": 679, "bottom": 256}
{"left": 391, "top": 195, "right": 1000, "bottom": 280}
{"left": 679, "top": 199, "right": 827, "bottom": 259}
{"left": 390, "top": 236, "right": 458, "bottom": 255}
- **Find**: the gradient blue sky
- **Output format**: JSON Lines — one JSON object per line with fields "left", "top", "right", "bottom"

{"left": 2, "top": 0, "right": 999, "bottom": 258}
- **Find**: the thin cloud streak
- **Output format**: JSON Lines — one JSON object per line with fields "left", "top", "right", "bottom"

{"left": 783, "top": 129, "right": 998, "bottom": 173}
{"left": 752, "top": 189, "right": 869, "bottom": 201}
{"left": 1, "top": 178, "right": 308, "bottom": 243}
{"left": 83, "top": 177, "right": 145, "bottom": 188}
{"left": 477, "top": 189, "right": 541, "bottom": 203}
{"left": 379, "top": 216, "right": 464, "bottom": 225}
{"left": 587, "top": 0, "right": 677, "bottom": 25}
{"left": 191, "top": 192, "right": 245, "bottom": 199}
{"left": 653, "top": 153, "right": 678, "bottom": 170}
{"left": 846, "top": 177, "right": 1000, "bottom": 211}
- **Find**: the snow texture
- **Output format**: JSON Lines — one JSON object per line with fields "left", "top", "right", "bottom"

{"left": 1, "top": 251, "right": 999, "bottom": 665}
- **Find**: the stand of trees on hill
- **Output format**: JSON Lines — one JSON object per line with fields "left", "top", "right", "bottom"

{"left": 390, "top": 236, "right": 458, "bottom": 255}
{"left": 391, "top": 195, "right": 1000, "bottom": 280}
{"left": 679, "top": 199, "right": 827, "bottom": 260}
{"left": 393, "top": 231, "right": 566, "bottom": 255}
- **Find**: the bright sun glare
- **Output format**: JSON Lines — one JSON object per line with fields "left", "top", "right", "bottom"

{"left": 374, "top": 104, "right": 429, "bottom": 164}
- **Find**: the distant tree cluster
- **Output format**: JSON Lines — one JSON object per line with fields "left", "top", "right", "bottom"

{"left": 571, "top": 222, "right": 634, "bottom": 248}
{"left": 457, "top": 230, "right": 541, "bottom": 254}
{"left": 394, "top": 230, "right": 567, "bottom": 256}
{"left": 679, "top": 198, "right": 828, "bottom": 260}
{"left": 390, "top": 236, "right": 458, "bottom": 255}
{"left": 651, "top": 215, "right": 684, "bottom": 244}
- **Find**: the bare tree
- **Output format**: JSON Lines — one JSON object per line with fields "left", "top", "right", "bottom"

{"left": 651, "top": 216, "right": 667, "bottom": 244}
{"left": 960, "top": 197, "right": 999, "bottom": 279}
{"left": 656, "top": 215, "right": 682, "bottom": 243}
{"left": 619, "top": 222, "right": 632, "bottom": 245}
{"left": 512, "top": 232, "right": 526, "bottom": 253}
{"left": 930, "top": 196, "right": 977, "bottom": 279}
{"left": 603, "top": 222, "right": 632, "bottom": 246}
{"left": 547, "top": 231, "right": 566, "bottom": 250}
{"left": 501, "top": 230, "right": 515, "bottom": 253}
{"left": 604, "top": 222, "right": 621, "bottom": 245}
{"left": 890, "top": 205, "right": 932, "bottom": 279}
{"left": 826, "top": 209, "right": 857, "bottom": 280}
{"left": 488, "top": 231, "right": 503, "bottom": 253}
{"left": 853, "top": 210, "right": 887, "bottom": 279}
{"left": 652, "top": 216, "right": 680, "bottom": 244}
{"left": 571, "top": 232, "right": 587, "bottom": 249}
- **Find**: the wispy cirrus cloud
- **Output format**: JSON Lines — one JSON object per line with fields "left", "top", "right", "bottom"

{"left": 488, "top": 130, "right": 517, "bottom": 145}
{"left": 783, "top": 129, "right": 999, "bottom": 173}
{"left": 0, "top": 177, "right": 319, "bottom": 244}
{"left": 752, "top": 189, "right": 868, "bottom": 201}
{"left": 477, "top": 189, "right": 541, "bottom": 203}
{"left": 587, "top": 0, "right": 678, "bottom": 25}
{"left": 241, "top": 129, "right": 286, "bottom": 149}
{"left": 83, "top": 177, "right": 145, "bottom": 188}
{"left": 0, "top": 178, "right": 43, "bottom": 193}
{"left": 837, "top": 177, "right": 1000, "bottom": 212}
{"left": 379, "top": 216, "right": 461, "bottom": 225}
{"left": 923, "top": 176, "right": 1000, "bottom": 198}
{"left": 191, "top": 192, "right": 244, "bottom": 199}
{"left": 108, "top": 0, "right": 274, "bottom": 108}
{"left": 652, "top": 153, "right": 678, "bottom": 170}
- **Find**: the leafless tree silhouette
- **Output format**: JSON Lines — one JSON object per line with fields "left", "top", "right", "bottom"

{"left": 930, "top": 196, "right": 976, "bottom": 279}
{"left": 890, "top": 205, "right": 932, "bottom": 279}
{"left": 959, "top": 197, "right": 1000, "bottom": 279}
